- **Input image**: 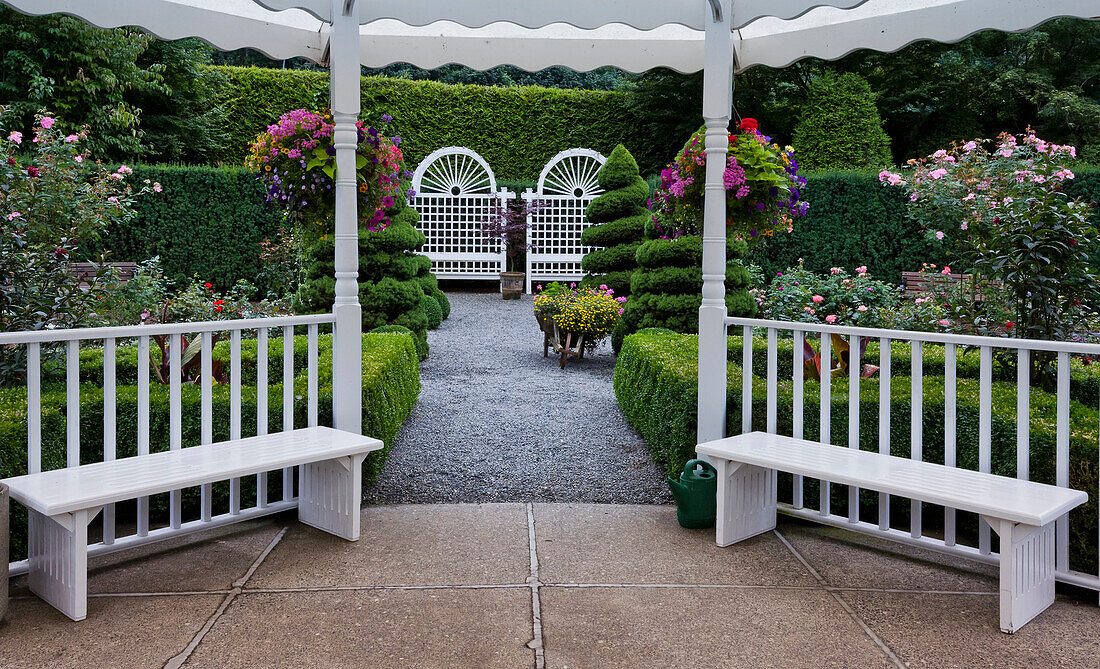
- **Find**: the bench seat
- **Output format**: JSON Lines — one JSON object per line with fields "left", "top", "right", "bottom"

{"left": 697, "top": 432, "right": 1088, "bottom": 633}
{"left": 3, "top": 426, "right": 383, "bottom": 621}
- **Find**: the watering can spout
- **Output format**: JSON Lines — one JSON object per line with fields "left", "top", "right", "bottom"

{"left": 667, "top": 459, "right": 718, "bottom": 529}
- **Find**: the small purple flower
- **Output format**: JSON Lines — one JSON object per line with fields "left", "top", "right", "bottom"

{"left": 381, "top": 114, "right": 393, "bottom": 123}
{"left": 407, "top": 188, "right": 417, "bottom": 200}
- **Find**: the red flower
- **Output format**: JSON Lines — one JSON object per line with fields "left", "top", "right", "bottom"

{"left": 6, "top": 157, "right": 14, "bottom": 166}
{"left": 203, "top": 282, "right": 212, "bottom": 289}
{"left": 26, "top": 166, "right": 38, "bottom": 177}
{"left": 1005, "top": 322, "right": 1015, "bottom": 329}
{"left": 739, "top": 118, "right": 759, "bottom": 133}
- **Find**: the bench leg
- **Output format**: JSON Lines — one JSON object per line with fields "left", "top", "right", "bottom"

{"left": 298, "top": 454, "right": 367, "bottom": 541}
{"left": 28, "top": 507, "right": 100, "bottom": 621}
{"left": 715, "top": 460, "right": 778, "bottom": 547}
{"left": 984, "top": 517, "right": 1057, "bottom": 633}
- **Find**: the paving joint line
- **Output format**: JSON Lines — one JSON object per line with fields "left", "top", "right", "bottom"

{"left": 774, "top": 529, "right": 907, "bottom": 669}
{"left": 525, "top": 502, "right": 545, "bottom": 669}
{"left": 241, "top": 584, "right": 529, "bottom": 594}
{"left": 163, "top": 526, "right": 287, "bottom": 669}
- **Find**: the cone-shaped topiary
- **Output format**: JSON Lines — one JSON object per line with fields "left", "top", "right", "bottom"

{"left": 792, "top": 72, "right": 892, "bottom": 170}
{"left": 580, "top": 144, "right": 649, "bottom": 296}
{"left": 611, "top": 220, "right": 756, "bottom": 353}
{"left": 295, "top": 192, "right": 432, "bottom": 356}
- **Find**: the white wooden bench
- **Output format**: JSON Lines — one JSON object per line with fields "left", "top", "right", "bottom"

{"left": 3, "top": 426, "right": 382, "bottom": 621}
{"left": 696, "top": 432, "right": 1088, "bottom": 633}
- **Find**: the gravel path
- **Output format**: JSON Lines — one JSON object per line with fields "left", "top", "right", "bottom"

{"left": 364, "top": 291, "right": 673, "bottom": 504}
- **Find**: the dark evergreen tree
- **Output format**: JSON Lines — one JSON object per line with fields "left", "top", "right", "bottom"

{"left": 580, "top": 145, "right": 648, "bottom": 297}
{"left": 295, "top": 193, "right": 433, "bottom": 359}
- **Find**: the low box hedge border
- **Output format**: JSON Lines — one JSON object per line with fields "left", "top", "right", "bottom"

{"left": 614, "top": 330, "right": 1099, "bottom": 575}
{"left": 1, "top": 331, "right": 419, "bottom": 562}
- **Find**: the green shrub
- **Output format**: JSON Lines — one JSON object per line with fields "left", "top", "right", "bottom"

{"left": 371, "top": 324, "right": 428, "bottom": 361}
{"left": 422, "top": 293, "right": 443, "bottom": 330}
{"left": 792, "top": 72, "right": 892, "bottom": 171}
{"left": 0, "top": 331, "right": 419, "bottom": 562}
{"left": 614, "top": 330, "right": 1098, "bottom": 574}
{"left": 208, "top": 66, "right": 638, "bottom": 179}
{"left": 434, "top": 289, "right": 451, "bottom": 320}
{"left": 100, "top": 165, "right": 282, "bottom": 292}
{"left": 580, "top": 145, "right": 648, "bottom": 296}
{"left": 295, "top": 193, "right": 432, "bottom": 354}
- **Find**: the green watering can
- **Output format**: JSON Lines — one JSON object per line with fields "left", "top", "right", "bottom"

{"left": 668, "top": 459, "right": 717, "bottom": 529}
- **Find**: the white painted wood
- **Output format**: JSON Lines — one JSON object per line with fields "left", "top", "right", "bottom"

{"left": 27, "top": 507, "right": 97, "bottom": 621}
{"left": 819, "top": 331, "right": 831, "bottom": 516}
{"left": 102, "top": 338, "right": 116, "bottom": 545}
{"left": 848, "top": 335, "right": 860, "bottom": 524}
{"left": 910, "top": 339, "right": 922, "bottom": 539}
{"left": 741, "top": 325, "right": 753, "bottom": 433}
{"left": 1056, "top": 351, "right": 1071, "bottom": 573}
{"left": 66, "top": 340, "right": 80, "bottom": 468}
{"left": 792, "top": 329, "right": 804, "bottom": 509}
{"left": 524, "top": 149, "right": 607, "bottom": 292}
{"left": 330, "top": 0, "right": 364, "bottom": 437}
{"left": 230, "top": 329, "right": 242, "bottom": 515}
{"left": 0, "top": 314, "right": 333, "bottom": 346}
{"left": 766, "top": 327, "right": 777, "bottom": 433}
{"left": 257, "top": 327, "right": 269, "bottom": 507}
{"left": 308, "top": 324, "right": 319, "bottom": 427}
{"left": 27, "top": 342, "right": 41, "bottom": 475}
{"left": 201, "top": 331, "right": 213, "bottom": 523}
{"left": 4, "top": 427, "right": 382, "bottom": 517}
{"left": 697, "top": 433, "right": 1087, "bottom": 531}
{"left": 944, "top": 343, "right": 957, "bottom": 546}
{"left": 714, "top": 460, "right": 777, "bottom": 547}
{"left": 701, "top": 432, "right": 1085, "bottom": 632}
{"left": 878, "top": 337, "right": 890, "bottom": 531}
{"left": 283, "top": 326, "right": 295, "bottom": 502}
{"left": 979, "top": 345, "right": 993, "bottom": 554}
{"left": 299, "top": 454, "right": 367, "bottom": 540}
{"left": 137, "top": 335, "right": 150, "bottom": 537}
{"left": 1017, "top": 349, "right": 1030, "bottom": 480}
{"left": 169, "top": 333, "right": 182, "bottom": 530}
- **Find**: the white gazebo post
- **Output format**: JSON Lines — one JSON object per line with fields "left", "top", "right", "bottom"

{"left": 329, "top": 0, "right": 363, "bottom": 434}
{"left": 697, "top": 0, "right": 734, "bottom": 444}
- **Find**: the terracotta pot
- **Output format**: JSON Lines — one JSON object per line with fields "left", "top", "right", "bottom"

{"left": 500, "top": 272, "right": 525, "bottom": 300}
{"left": 1, "top": 483, "right": 7, "bottom": 622}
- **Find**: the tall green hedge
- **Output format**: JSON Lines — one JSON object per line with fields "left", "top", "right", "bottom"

{"left": 0, "top": 331, "right": 420, "bottom": 562}
{"left": 208, "top": 66, "right": 636, "bottom": 180}
{"left": 614, "top": 330, "right": 1099, "bottom": 574}
{"left": 101, "top": 164, "right": 283, "bottom": 290}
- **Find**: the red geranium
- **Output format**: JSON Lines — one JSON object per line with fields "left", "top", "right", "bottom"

{"left": 739, "top": 118, "right": 759, "bottom": 133}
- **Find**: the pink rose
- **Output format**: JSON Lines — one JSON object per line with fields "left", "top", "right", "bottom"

{"left": 825, "top": 315, "right": 838, "bottom": 324}
{"left": 812, "top": 295, "right": 824, "bottom": 303}
{"left": 935, "top": 231, "right": 945, "bottom": 240}
{"left": 938, "top": 319, "right": 951, "bottom": 326}
{"left": 39, "top": 116, "right": 55, "bottom": 129}
{"left": 857, "top": 305, "right": 868, "bottom": 312}
{"left": 7, "top": 131, "right": 21, "bottom": 144}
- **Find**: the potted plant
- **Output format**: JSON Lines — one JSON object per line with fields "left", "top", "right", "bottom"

{"left": 478, "top": 199, "right": 547, "bottom": 299}
{"left": 534, "top": 283, "right": 625, "bottom": 367}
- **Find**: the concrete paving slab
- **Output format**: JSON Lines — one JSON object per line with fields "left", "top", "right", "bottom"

{"left": 9, "top": 519, "right": 281, "bottom": 598}
{"left": 777, "top": 519, "right": 999, "bottom": 591}
{"left": 0, "top": 594, "right": 222, "bottom": 669}
{"left": 248, "top": 504, "right": 530, "bottom": 588}
{"left": 534, "top": 503, "right": 817, "bottom": 586}
{"left": 540, "top": 585, "right": 891, "bottom": 668}
{"left": 845, "top": 591, "right": 1100, "bottom": 668}
{"left": 186, "top": 588, "right": 534, "bottom": 668}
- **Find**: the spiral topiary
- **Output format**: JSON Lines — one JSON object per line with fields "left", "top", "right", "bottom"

{"left": 580, "top": 144, "right": 649, "bottom": 296}
{"left": 295, "top": 192, "right": 432, "bottom": 356}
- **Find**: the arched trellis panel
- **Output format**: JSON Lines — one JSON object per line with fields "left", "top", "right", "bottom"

{"left": 522, "top": 149, "right": 607, "bottom": 293}
{"left": 410, "top": 147, "right": 515, "bottom": 280}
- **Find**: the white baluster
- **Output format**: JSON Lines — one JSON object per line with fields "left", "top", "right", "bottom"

{"left": 230, "top": 329, "right": 242, "bottom": 515}
{"left": 944, "top": 343, "right": 957, "bottom": 546}
{"left": 1056, "top": 350, "right": 1070, "bottom": 573}
{"left": 308, "top": 324, "right": 319, "bottom": 427}
{"left": 979, "top": 345, "right": 992, "bottom": 554}
{"left": 27, "top": 342, "right": 41, "bottom": 474}
{"left": 283, "top": 325, "right": 294, "bottom": 501}
{"left": 170, "top": 332, "right": 182, "bottom": 530}
{"left": 103, "top": 338, "right": 116, "bottom": 545}
{"left": 137, "top": 335, "right": 150, "bottom": 536}
{"left": 820, "top": 331, "right": 831, "bottom": 516}
{"left": 766, "top": 327, "right": 777, "bottom": 433}
{"left": 878, "top": 337, "right": 891, "bottom": 532}
{"left": 201, "top": 331, "right": 213, "bottom": 523}
{"left": 911, "top": 339, "right": 922, "bottom": 539}
{"left": 792, "top": 329, "right": 804, "bottom": 509}
{"left": 742, "top": 325, "right": 753, "bottom": 433}
{"left": 66, "top": 339, "right": 80, "bottom": 468}
{"left": 257, "top": 327, "right": 269, "bottom": 507}
{"left": 848, "top": 335, "right": 860, "bottom": 524}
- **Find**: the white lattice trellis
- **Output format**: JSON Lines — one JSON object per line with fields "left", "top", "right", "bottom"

{"left": 522, "top": 148, "right": 607, "bottom": 293}
{"left": 411, "top": 147, "right": 514, "bottom": 279}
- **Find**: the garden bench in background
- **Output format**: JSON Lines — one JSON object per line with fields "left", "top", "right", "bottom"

{"left": 697, "top": 432, "right": 1087, "bottom": 633}
{"left": 901, "top": 270, "right": 972, "bottom": 297}
{"left": 2, "top": 426, "right": 382, "bottom": 621}
{"left": 68, "top": 262, "right": 138, "bottom": 291}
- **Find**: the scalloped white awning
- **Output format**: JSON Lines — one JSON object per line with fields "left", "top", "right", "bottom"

{"left": 5, "top": 0, "right": 1096, "bottom": 73}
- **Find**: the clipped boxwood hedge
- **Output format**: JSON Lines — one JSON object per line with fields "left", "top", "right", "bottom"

{"left": 1, "top": 331, "right": 419, "bottom": 562}
{"left": 614, "top": 330, "right": 1098, "bottom": 574}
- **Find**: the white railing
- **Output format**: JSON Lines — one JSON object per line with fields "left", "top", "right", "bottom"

{"left": 1, "top": 313, "right": 335, "bottom": 576}
{"left": 726, "top": 316, "right": 1100, "bottom": 595}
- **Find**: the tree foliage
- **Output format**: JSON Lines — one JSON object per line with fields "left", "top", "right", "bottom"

{"left": 792, "top": 72, "right": 892, "bottom": 170}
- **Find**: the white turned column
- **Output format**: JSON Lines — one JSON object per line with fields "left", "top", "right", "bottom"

{"left": 697, "top": 0, "right": 734, "bottom": 444}
{"left": 329, "top": 0, "right": 362, "bottom": 434}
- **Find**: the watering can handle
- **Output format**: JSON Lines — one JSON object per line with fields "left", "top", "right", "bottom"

{"left": 683, "top": 459, "right": 717, "bottom": 476}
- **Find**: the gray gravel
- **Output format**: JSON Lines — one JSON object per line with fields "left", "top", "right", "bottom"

{"left": 364, "top": 291, "right": 673, "bottom": 504}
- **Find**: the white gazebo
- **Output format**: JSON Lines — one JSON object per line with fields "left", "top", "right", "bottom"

{"left": 4, "top": 0, "right": 1099, "bottom": 623}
